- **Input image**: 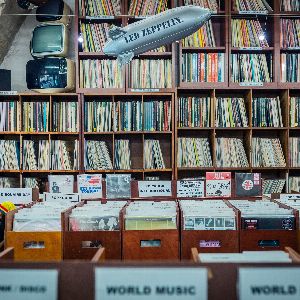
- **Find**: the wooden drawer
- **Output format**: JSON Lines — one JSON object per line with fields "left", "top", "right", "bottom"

{"left": 63, "top": 231, "right": 121, "bottom": 260}
{"left": 122, "top": 229, "right": 179, "bottom": 260}
{"left": 5, "top": 231, "right": 62, "bottom": 261}
{"left": 181, "top": 230, "right": 239, "bottom": 259}
{"left": 240, "top": 230, "right": 297, "bottom": 251}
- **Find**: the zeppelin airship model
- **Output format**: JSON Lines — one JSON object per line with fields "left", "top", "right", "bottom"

{"left": 103, "top": 5, "right": 212, "bottom": 65}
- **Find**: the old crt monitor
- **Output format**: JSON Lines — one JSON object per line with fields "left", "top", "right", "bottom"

{"left": 26, "top": 58, "right": 75, "bottom": 93}
{"left": 31, "top": 23, "right": 68, "bottom": 58}
{"left": 36, "top": 0, "right": 71, "bottom": 24}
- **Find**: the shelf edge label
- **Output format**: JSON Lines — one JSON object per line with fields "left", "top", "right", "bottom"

{"left": 0, "top": 269, "right": 58, "bottom": 300}
{"left": 95, "top": 267, "right": 208, "bottom": 300}
{"left": 239, "top": 267, "right": 300, "bottom": 300}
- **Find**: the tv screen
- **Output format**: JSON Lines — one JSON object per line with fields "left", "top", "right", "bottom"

{"left": 36, "top": 0, "right": 70, "bottom": 23}
{"left": 26, "top": 58, "right": 75, "bottom": 92}
{"left": 31, "top": 24, "right": 67, "bottom": 57}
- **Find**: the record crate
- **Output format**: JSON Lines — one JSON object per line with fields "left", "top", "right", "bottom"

{"left": 5, "top": 202, "right": 69, "bottom": 262}
{"left": 63, "top": 200, "right": 124, "bottom": 260}
{"left": 236, "top": 199, "right": 299, "bottom": 252}
{"left": 190, "top": 247, "right": 300, "bottom": 263}
{"left": 122, "top": 200, "right": 180, "bottom": 261}
{"left": 180, "top": 199, "right": 240, "bottom": 260}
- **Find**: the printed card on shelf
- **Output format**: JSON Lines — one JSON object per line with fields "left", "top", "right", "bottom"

{"left": 0, "top": 188, "right": 33, "bottom": 204}
{"left": 44, "top": 192, "right": 80, "bottom": 203}
{"left": 205, "top": 172, "right": 231, "bottom": 198}
{"left": 177, "top": 180, "right": 204, "bottom": 198}
{"left": 77, "top": 174, "right": 102, "bottom": 199}
{"left": 138, "top": 181, "right": 172, "bottom": 197}
{"left": 235, "top": 173, "right": 261, "bottom": 197}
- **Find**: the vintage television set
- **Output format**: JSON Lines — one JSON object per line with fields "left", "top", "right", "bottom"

{"left": 30, "top": 23, "right": 68, "bottom": 58}
{"left": 36, "top": 0, "right": 71, "bottom": 25}
{"left": 26, "top": 57, "right": 75, "bottom": 93}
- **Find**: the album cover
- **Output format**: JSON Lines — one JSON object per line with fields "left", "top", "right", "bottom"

{"left": 48, "top": 175, "right": 74, "bottom": 193}
{"left": 206, "top": 172, "right": 231, "bottom": 197}
{"left": 106, "top": 174, "right": 131, "bottom": 199}
{"left": 235, "top": 173, "right": 261, "bottom": 197}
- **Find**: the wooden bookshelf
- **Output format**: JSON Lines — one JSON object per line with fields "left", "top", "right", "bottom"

{"left": 1, "top": 0, "right": 300, "bottom": 192}
{"left": 0, "top": 93, "right": 82, "bottom": 192}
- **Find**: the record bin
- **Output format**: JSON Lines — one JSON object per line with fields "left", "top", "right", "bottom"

{"left": 63, "top": 200, "right": 125, "bottom": 260}
{"left": 236, "top": 199, "right": 299, "bottom": 251}
{"left": 122, "top": 200, "right": 180, "bottom": 260}
{"left": 180, "top": 199, "right": 240, "bottom": 260}
{"left": 5, "top": 204, "right": 69, "bottom": 261}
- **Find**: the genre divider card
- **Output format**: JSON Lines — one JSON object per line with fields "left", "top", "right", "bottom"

{"left": 177, "top": 180, "right": 204, "bottom": 198}
{"left": 0, "top": 269, "right": 58, "bottom": 300}
{"left": 95, "top": 267, "right": 207, "bottom": 300}
{"left": 239, "top": 268, "right": 300, "bottom": 300}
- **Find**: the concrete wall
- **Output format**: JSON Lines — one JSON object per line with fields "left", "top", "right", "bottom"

{"left": 0, "top": 0, "right": 75, "bottom": 92}
{"left": 0, "top": 1, "right": 26, "bottom": 65}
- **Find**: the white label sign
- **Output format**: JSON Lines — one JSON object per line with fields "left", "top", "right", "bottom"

{"left": 95, "top": 267, "right": 207, "bottom": 300}
{"left": 0, "top": 269, "right": 58, "bottom": 300}
{"left": 138, "top": 181, "right": 172, "bottom": 197}
{"left": 177, "top": 180, "right": 204, "bottom": 198}
{"left": 280, "top": 194, "right": 300, "bottom": 200}
{"left": 43, "top": 192, "right": 80, "bottom": 202}
{"left": 0, "top": 188, "right": 32, "bottom": 204}
{"left": 77, "top": 174, "right": 102, "bottom": 199}
{"left": 239, "top": 268, "right": 300, "bottom": 300}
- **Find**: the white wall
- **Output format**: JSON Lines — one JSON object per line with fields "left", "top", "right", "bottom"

{"left": 0, "top": 0, "right": 76, "bottom": 92}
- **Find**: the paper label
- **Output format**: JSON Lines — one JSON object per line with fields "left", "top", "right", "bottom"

{"left": 280, "top": 194, "right": 300, "bottom": 200}
{"left": 177, "top": 180, "right": 204, "bottom": 198}
{"left": 0, "top": 91, "right": 18, "bottom": 95}
{"left": 44, "top": 192, "right": 80, "bottom": 202}
{"left": 130, "top": 89, "right": 160, "bottom": 92}
{"left": 0, "top": 188, "right": 32, "bottom": 204}
{"left": 239, "top": 268, "right": 300, "bottom": 299}
{"left": 138, "top": 181, "right": 172, "bottom": 197}
{"left": 85, "top": 16, "right": 115, "bottom": 20}
{"left": 95, "top": 267, "right": 207, "bottom": 300}
{"left": 199, "top": 240, "right": 221, "bottom": 248}
{"left": 0, "top": 269, "right": 58, "bottom": 300}
{"left": 78, "top": 174, "right": 102, "bottom": 199}
{"left": 239, "top": 47, "right": 263, "bottom": 50}
{"left": 239, "top": 10, "right": 268, "bottom": 14}
{"left": 239, "top": 82, "right": 264, "bottom": 87}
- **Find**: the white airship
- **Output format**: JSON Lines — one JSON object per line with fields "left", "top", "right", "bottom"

{"left": 103, "top": 5, "right": 212, "bottom": 65}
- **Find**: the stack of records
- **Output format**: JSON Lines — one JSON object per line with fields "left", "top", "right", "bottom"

{"left": 69, "top": 201, "right": 127, "bottom": 231}
{"left": 216, "top": 138, "right": 249, "bottom": 167}
{"left": 13, "top": 202, "right": 73, "bottom": 232}
{"left": 85, "top": 140, "right": 113, "bottom": 170}
{"left": 125, "top": 201, "right": 177, "bottom": 230}
{"left": 177, "top": 137, "right": 212, "bottom": 167}
{"left": 229, "top": 200, "right": 295, "bottom": 230}
{"left": 180, "top": 200, "right": 236, "bottom": 230}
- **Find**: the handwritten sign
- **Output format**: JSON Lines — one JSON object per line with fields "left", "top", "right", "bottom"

{"left": 78, "top": 174, "right": 102, "bottom": 199}
{"left": 95, "top": 267, "right": 207, "bottom": 300}
{"left": 43, "top": 193, "right": 80, "bottom": 202}
{"left": 177, "top": 180, "right": 204, "bottom": 198}
{"left": 0, "top": 188, "right": 32, "bottom": 204}
{"left": 206, "top": 172, "right": 231, "bottom": 197}
{"left": 138, "top": 181, "right": 172, "bottom": 197}
{"left": 0, "top": 269, "right": 58, "bottom": 300}
{"left": 239, "top": 268, "right": 300, "bottom": 299}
